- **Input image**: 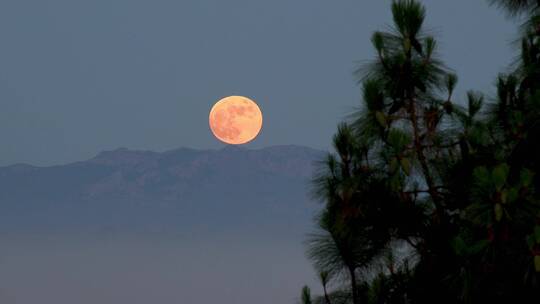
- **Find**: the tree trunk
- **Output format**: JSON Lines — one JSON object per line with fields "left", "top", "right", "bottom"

{"left": 402, "top": 39, "right": 443, "bottom": 217}
{"left": 349, "top": 267, "right": 359, "bottom": 304}
{"left": 323, "top": 284, "right": 332, "bottom": 304}
{"left": 407, "top": 97, "right": 444, "bottom": 221}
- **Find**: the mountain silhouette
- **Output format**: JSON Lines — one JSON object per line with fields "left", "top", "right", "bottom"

{"left": 0, "top": 145, "right": 325, "bottom": 238}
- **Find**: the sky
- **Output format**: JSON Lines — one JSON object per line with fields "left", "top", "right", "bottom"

{"left": 0, "top": 0, "right": 518, "bottom": 166}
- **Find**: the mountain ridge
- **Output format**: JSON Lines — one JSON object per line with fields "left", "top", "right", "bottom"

{"left": 0, "top": 144, "right": 325, "bottom": 168}
{"left": 0, "top": 145, "right": 326, "bottom": 236}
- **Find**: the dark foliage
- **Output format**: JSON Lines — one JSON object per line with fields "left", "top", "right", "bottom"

{"left": 302, "top": 1, "right": 540, "bottom": 303}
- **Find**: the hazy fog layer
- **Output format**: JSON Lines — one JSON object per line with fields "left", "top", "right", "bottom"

{"left": 0, "top": 235, "right": 318, "bottom": 304}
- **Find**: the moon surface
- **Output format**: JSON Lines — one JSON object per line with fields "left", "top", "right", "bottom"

{"left": 209, "top": 96, "right": 263, "bottom": 145}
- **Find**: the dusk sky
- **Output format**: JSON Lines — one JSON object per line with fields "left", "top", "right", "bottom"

{"left": 0, "top": 0, "right": 518, "bottom": 166}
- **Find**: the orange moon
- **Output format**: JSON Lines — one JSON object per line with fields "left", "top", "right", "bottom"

{"left": 209, "top": 96, "right": 263, "bottom": 145}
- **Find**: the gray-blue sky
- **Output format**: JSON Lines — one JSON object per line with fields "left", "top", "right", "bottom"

{"left": 0, "top": 0, "right": 517, "bottom": 166}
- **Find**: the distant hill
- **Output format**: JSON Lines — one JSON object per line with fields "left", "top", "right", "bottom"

{"left": 0, "top": 145, "right": 326, "bottom": 238}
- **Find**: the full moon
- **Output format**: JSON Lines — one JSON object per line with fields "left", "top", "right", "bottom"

{"left": 209, "top": 96, "right": 263, "bottom": 145}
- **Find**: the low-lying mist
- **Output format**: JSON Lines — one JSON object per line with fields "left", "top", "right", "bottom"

{"left": 0, "top": 234, "right": 318, "bottom": 304}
